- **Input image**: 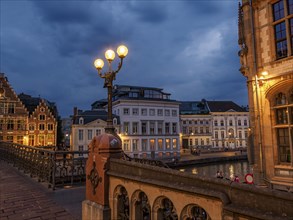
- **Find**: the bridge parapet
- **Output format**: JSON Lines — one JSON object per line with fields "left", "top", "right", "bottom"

{"left": 0, "top": 141, "right": 88, "bottom": 189}
{"left": 108, "top": 158, "right": 293, "bottom": 219}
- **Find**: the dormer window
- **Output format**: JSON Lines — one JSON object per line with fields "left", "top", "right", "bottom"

{"left": 79, "top": 117, "right": 84, "bottom": 125}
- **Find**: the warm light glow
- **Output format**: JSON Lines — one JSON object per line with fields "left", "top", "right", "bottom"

{"left": 261, "top": 71, "right": 268, "bottom": 76}
{"left": 117, "top": 45, "right": 128, "bottom": 58}
{"left": 105, "top": 49, "right": 115, "bottom": 61}
{"left": 94, "top": 59, "right": 104, "bottom": 69}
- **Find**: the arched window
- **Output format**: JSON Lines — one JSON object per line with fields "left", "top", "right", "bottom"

{"left": 275, "top": 92, "right": 287, "bottom": 105}
{"left": 289, "top": 89, "right": 293, "bottom": 104}
{"left": 79, "top": 117, "right": 84, "bottom": 125}
{"left": 272, "top": 88, "right": 293, "bottom": 163}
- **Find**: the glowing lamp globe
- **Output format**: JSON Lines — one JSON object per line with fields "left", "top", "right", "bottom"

{"left": 117, "top": 45, "right": 128, "bottom": 58}
{"left": 94, "top": 59, "right": 104, "bottom": 70}
{"left": 105, "top": 49, "right": 115, "bottom": 61}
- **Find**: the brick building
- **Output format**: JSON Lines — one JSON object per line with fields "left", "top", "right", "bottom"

{"left": 0, "top": 73, "right": 58, "bottom": 146}
{"left": 238, "top": 0, "right": 293, "bottom": 190}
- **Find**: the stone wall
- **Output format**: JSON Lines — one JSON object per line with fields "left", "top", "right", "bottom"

{"left": 108, "top": 158, "right": 293, "bottom": 219}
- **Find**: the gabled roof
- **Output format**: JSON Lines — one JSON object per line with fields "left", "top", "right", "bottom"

{"left": 18, "top": 93, "right": 58, "bottom": 117}
{"left": 206, "top": 101, "right": 246, "bottom": 112}
{"left": 72, "top": 110, "right": 120, "bottom": 125}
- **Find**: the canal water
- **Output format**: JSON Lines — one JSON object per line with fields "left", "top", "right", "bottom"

{"left": 178, "top": 160, "right": 253, "bottom": 182}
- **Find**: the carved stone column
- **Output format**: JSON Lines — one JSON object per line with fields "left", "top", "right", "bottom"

{"left": 82, "top": 133, "right": 123, "bottom": 220}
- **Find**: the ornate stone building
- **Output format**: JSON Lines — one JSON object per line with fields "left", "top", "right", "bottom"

{"left": 0, "top": 73, "right": 58, "bottom": 146}
{"left": 180, "top": 100, "right": 249, "bottom": 150}
{"left": 238, "top": 0, "right": 293, "bottom": 190}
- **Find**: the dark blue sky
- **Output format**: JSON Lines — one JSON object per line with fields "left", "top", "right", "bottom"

{"left": 0, "top": 0, "right": 247, "bottom": 117}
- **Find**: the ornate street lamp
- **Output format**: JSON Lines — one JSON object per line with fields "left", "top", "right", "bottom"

{"left": 94, "top": 45, "right": 128, "bottom": 134}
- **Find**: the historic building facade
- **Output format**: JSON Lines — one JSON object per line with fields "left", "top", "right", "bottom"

{"left": 208, "top": 101, "right": 249, "bottom": 149}
{"left": 111, "top": 85, "right": 180, "bottom": 159}
{"left": 0, "top": 74, "right": 28, "bottom": 144}
{"left": 70, "top": 108, "right": 119, "bottom": 154}
{"left": 0, "top": 73, "right": 58, "bottom": 146}
{"left": 180, "top": 100, "right": 249, "bottom": 150}
{"left": 180, "top": 101, "right": 212, "bottom": 150}
{"left": 239, "top": 0, "right": 293, "bottom": 190}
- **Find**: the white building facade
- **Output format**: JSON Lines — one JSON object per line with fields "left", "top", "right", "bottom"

{"left": 180, "top": 100, "right": 249, "bottom": 150}
{"left": 70, "top": 109, "right": 119, "bottom": 155}
{"left": 208, "top": 101, "right": 249, "bottom": 149}
{"left": 112, "top": 85, "right": 180, "bottom": 159}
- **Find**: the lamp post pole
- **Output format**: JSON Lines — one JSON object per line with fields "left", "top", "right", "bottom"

{"left": 94, "top": 45, "right": 128, "bottom": 134}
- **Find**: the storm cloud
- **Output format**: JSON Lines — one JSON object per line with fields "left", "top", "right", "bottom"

{"left": 0, "top": 0, "right": 247, "bottom": 117}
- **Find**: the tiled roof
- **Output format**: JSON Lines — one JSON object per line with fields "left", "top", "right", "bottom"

{"left": 73, "top": 110, "right": 120, "bottom": 125}
{"left": 206, "top": 101, "right": 246, "bottom": 112}
{"left": 18, "top": 93, "right": 58, "bottom": 117}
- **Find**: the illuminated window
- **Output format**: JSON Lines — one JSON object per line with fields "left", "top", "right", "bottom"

{"left": 158, "top": 139, "right": 163, "bottom": 150}
{"left": 172, "top": 139, "right": 177, "bottom": 149}
{"left": 29, "top": 135, "right": 34, "bottom": 146}
{"left": 123, "top": 140, "right": 130, "bottom": 151}
{"left": 166, "top": 138, "right": 170, "bottom": 149}
{"left": 272, "top": 89, "right": 293, "bottom": 163}
{"left": 150, "top": 139, "right": 155, "bottom": 151}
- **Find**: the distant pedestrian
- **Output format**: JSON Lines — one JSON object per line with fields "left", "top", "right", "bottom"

{"left": 216, "top": 170, "right": 224, "bottom": 179}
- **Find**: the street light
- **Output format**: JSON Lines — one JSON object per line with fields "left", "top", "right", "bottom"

{"left": 94, "top": 45, "right": 128, "bottom": 134}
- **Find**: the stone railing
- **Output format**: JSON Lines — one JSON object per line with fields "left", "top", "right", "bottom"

{"left": 108, "top": 158, "right": 293, "bottom": 219}
{"left": 0, "top": 141, "right": 88, "bottom": 189}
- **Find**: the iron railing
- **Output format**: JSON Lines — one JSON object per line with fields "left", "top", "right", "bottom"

{"left": 0, "top": 141, "right": 88, "bottom": 189}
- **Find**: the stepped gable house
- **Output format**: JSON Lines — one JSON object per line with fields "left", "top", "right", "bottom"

{"left": 0, "top": 73, "right": 58, "bottom": 146}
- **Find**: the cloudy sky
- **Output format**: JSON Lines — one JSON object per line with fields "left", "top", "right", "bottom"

{"left": 1, "top": 0, "right": 247, "bottom": 117}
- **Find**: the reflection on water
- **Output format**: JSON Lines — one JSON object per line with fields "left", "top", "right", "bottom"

{"left": 179, "top": 161, "right": 253, "bottom": 182}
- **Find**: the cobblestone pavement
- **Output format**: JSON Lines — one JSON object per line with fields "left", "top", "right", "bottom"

{"left": 0, "top": 160, "right": 82, "bottom": 220}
